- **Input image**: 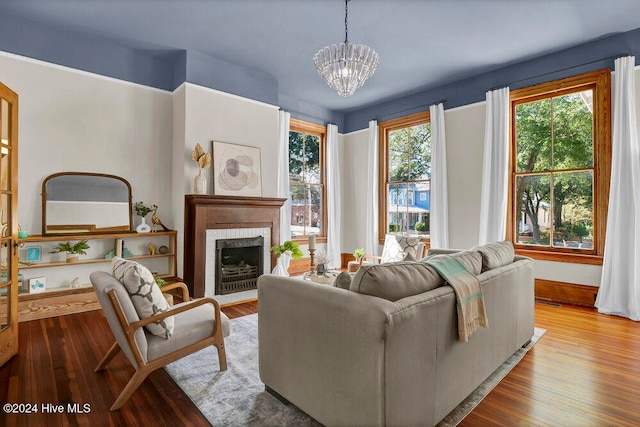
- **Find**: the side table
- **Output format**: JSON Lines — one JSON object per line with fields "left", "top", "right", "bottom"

{"left": 303, "top": 271, "right": 339, "bottom": 286}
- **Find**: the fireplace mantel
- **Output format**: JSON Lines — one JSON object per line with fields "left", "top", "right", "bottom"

{"left": 184, "top": 195, "right": 286, "bottom": 297}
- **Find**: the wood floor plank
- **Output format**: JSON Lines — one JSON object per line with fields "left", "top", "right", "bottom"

{"left": 1, "top": 299, "right": 639, "bottom": 426}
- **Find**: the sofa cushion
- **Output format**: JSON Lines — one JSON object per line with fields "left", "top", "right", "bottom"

{"left": 471, "top": 240, "right": 515, "bottom": 272}
{"left": 349, "top": 261, "right": 445, "bottom": 301}
{"left": 334, "top": 271, "right": 353, "bottom": 290}
{"left": 112, "top": 257, "right": 174, "bottom": 339}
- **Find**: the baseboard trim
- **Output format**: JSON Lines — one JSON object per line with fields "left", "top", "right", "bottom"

{"left": 535, "top": 279, "right": 598, "bottom": 307}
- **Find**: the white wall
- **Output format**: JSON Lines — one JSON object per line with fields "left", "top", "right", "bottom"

{"left": 340, "top": 129, "right": 369, "bottom": 255}
{"left": 0, "top": 52, "right": 174, "bottom": 234}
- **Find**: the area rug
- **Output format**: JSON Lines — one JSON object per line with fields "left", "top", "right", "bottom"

{"left": 165, "top": 314, "right": 545, "bottom": 426}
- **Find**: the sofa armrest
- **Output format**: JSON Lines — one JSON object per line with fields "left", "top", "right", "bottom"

{"left": 257, "top": 274, "right": 397, "bottom": 427}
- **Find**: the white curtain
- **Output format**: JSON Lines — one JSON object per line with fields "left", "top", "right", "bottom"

{"left": 478, "top": 87, "right": 510, "bottom": 244}
{"left": 429, "top": 103, "right": 449, "bottom": 248}
{"left": 326, "top": 123, "right": 342, "bottom": 269}
{"left": 276, "top": 110, "right": 291, "bottom": 245}
{"left": 365, "top": 120, "right": 379, "bottom": 257}
{"left": 596, "top": 56, "right": 640, "bottom": 320}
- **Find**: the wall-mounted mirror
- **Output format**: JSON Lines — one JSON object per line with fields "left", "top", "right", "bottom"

{"left": 42, "top": 172, "right": 132, "bottom": 235}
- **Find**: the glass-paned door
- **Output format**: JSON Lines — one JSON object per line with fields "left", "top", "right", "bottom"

{"left": 0, "top": 81, "right": 18, "bottom": 367}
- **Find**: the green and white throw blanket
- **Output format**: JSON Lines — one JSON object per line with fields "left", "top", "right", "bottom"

{"left": 426, "top": 255, "right": 488, "bottom": 342}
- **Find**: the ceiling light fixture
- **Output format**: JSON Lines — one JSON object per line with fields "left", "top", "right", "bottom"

{"left": 313, "top": 0, "right": 380, "bottom": 97}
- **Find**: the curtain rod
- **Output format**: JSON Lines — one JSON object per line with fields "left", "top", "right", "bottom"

{"left": 488, "top": 53, "right": 629, "bottom": 91}
{"left": 280, "top": 108, "right": 337, "bottom": 127}
{"left": 370, "top": 98, "right": 448, "bottom": 122}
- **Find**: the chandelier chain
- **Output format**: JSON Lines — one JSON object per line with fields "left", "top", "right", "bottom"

{"left": 344, "top": 0, "right": 349, "bottom": 43}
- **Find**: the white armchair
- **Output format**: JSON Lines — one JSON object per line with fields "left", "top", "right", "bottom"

{"left": 362, "top": 234, "right": 426, "bottom": 265}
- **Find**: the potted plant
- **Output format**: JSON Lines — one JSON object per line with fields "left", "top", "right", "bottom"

{"left": 270, "top": 240, "right": 303, "bottom": 276}
{"left": 51, "top": 240, "right": 90, "bottom": 263}
{"left": 353, "top": 248, "right": 365, "bottom": 263}
{"left": 134, "top": 201, "right": 153, "bottom": 233}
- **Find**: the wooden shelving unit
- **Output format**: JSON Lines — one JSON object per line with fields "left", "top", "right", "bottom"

{"left": 16, "top": 230, "right": 178, "bottom": 322}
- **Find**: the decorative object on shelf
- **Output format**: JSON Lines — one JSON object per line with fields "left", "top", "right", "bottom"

{"left": 29, "top": 276, "right": 46, "bottom": 293}
{"left": 25, "top": 245, "right": 42, "bottom": 263}
{"left": 148, "top": 243, "right": 157, "bottom": 256}
{"left": 153, "top": 272, "right": 166, "bottom": 287}
{"left": 353, "top": 247, "right": 365, "bottom": 264}
{"left": 70, "top": 277, "right": 82, "bottom": 289}
{"left": 270, "top": 240, "right": 303, "bottom": 276}
{"left": 114, "top": 238, "right": 124, "bottom": 257}
{"left": 315, "top": 251, "right": 331, "bottom": 275}
{"left": 308, "top": 234, "right": 317, "bottom": 273}
{"left": 212, "top": 140, "right": 262, "bottom": 197}
{"left": 50, "top": 240, "right": 90, "bottom": 263}
{"left": 191, "top": 142, "right": 211, "bottom": 195}
{"left": 158, "top": 245, "right": 169, "bottom": 254}
{"left": 134, "top": 201, "right": 153, "bottom": 233}
{"left": 18, "top": 230, "right": 28, "bottom": 238}
{"left": 105, "top": 247, "right": 134, "bottom": 259}
{"left": 313, "top": 0, "right": 380, "bottom": 97}
{"left": 151, "top": 204, "right": 170, "bottom": 232}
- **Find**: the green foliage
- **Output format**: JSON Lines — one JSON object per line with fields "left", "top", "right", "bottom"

{"left": 134, "top": 201, "right": 153, "bottom": 217}
{"left": 388, "top": 123, "right": 431, "bottom": 182}
{"left": 353, "top": 248, "right": 365, "bottom": 259}
{"left": 51, "top": 240, "right": 90, "bottom": 255}
{"left": 289, "top": 131, "right": 320, "bottom": 183}
{"left": 270, "top": 240, "right": 303, "bottom": 260}
{"left": 388, "top": 223, "right": 400, "bottom": 233}
{"left": 414, "top": 221, "right": 427, "bottom": 232}
{"left": 515, "top": 92, "right": 594, "bottom": 243}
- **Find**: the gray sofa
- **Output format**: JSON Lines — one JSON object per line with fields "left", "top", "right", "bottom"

{"left": 258, "top": 241, "right": 534, "bottom": 426}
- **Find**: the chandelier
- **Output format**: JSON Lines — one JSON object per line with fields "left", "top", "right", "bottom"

{"left": 313, "top": 0, "right": 380, "bottom": 97}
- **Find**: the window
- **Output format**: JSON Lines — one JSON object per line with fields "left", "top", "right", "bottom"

{"left": 289, "top": 118, "right": 326, "bottom": 239}
{"left": 378, "top": 112, "right": 431, "bottom": 240}
{"left": 508, "top": 69, "right": 611, "bottom": 263}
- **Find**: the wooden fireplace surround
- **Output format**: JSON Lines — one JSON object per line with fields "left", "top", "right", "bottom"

{"left": 184, "top": 195, "right": 286, "bottom": 297}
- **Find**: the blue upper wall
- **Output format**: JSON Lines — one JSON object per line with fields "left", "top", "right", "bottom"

{"left": 2, "top": 9, "right": 640, "bottom": 133}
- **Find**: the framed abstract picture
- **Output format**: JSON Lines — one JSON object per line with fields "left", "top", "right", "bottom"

{"left": 212, "top": 141, "right": 262, "bottom": 197}
{"left": 25, "top": 245, "right": 42, "bottom": 263}
{"left": 29, "top": 276, "right": 46, "bottom": 294}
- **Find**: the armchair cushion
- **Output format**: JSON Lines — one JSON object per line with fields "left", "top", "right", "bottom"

{"left": 146, "top": 302, "right": 230, "bottom": 362}
{"left": 112, "top": 257, "right": 174, "bottom": 339}
{"left": 381, "top": 234, "right": 425, "bottom": 263}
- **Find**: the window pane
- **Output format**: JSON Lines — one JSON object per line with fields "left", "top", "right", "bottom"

{"left": 408, "top": 123, "right": 431, "bottom": 181}
{"left": 553, "top": 91, "right": 593, "bottom": 170}
{"left": 303, "top": 134, "right": 321, "bottom": 184}
{"left": 387, "top": 183, "right": 407, "bottom": 233}
{"left": 304, "top": 185, "right": 322, "bottom": 235}
{"left": 552, "top": 171, "right": 594, "bottom": 249}
{"left": 411, "top": 181, "right": 430, "bottom": 235}
{"left": 289, "top": 131, "right": 305, "bottom": 183}
{"left": 516, "top": 99, "right": 552, "bottom": 172}
{"left": 515, "top": 174, "right": 551, "bottom": 246}
{"left": 290, "top": 183, "right": 305, "bottom": 236}
{"left": 388, "top": 128, "right": 409, "bottom": 182}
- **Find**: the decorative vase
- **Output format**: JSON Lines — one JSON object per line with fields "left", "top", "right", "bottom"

{"left": 316, "top": 263, "right": 328, "bottom": 274}
{"left": 136, "top": 216, "right": 151, "bottom": 233}
{"left": 272, "top": 253, "right": 291, "bottom": 276}
{"left": 194, "top": 168, "right": 207, "bottom": 195}
{"left": 66, "top": 253, "right": 79, "bottom": 263}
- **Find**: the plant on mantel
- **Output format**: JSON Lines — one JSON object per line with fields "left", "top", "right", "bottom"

{"left": 50, "top": 240, "right": 90, "bottom": 263}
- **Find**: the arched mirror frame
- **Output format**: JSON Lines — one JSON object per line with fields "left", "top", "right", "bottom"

{"left": 42, "top": 172, "right": 133, "bottom": 236}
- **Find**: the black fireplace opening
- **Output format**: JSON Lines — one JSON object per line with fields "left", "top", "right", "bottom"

{"left": 215, "top": 236, "right": 264, "bottom": 295}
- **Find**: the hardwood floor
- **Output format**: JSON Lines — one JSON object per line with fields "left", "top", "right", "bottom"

{"left": 1, "top": 300, "right": 638, "bottom": 426}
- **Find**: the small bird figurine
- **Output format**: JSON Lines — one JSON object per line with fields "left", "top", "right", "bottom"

{"left": 151, "top": 205, "right": 170, "bottom": 232}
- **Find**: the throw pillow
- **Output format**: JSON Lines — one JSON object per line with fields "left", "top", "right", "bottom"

{"left": 381, "top": 234, "right": 406, "bottom": 263}
{"left": 396, "top": 235, "right": 423, "bottom": 261}
{"left": 334, "top": 271, "right": 353, "bottom": 290}
{"left": 471, "top": 240, "right": 515, "bottom": 272}
{"left": 112, "top": 257, "right": 174, "bottom": 339}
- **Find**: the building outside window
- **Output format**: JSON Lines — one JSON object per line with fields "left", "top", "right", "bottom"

{"left": 289, "top": 118, "right": 326, "bottom": 239}
{"left": 509, "top": 69, "right": 611, "bottom": 262}
{"left": 378, "top": 112, "right": 431, "bottom": 239}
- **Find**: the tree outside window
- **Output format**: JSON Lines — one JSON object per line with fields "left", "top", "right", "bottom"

{"left": 379, "top": 112, "right": 431, "bottom": 239}
{"left": 509, "top": 69, "right": 611, "bottom": 262}
{"left": 289, "top": 119, "right": 325, "bottom": 238}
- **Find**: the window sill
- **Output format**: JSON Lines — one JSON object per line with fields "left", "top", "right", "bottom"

{"left": 292, "top": 236, "right": 327, "bottom": 245}
{"left": 515, "top": 248, "right": 603, "bottom": 265}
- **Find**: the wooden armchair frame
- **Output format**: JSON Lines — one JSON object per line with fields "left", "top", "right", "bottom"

{"left": 95, "top": 282, "right": 227, "bottom": 411}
